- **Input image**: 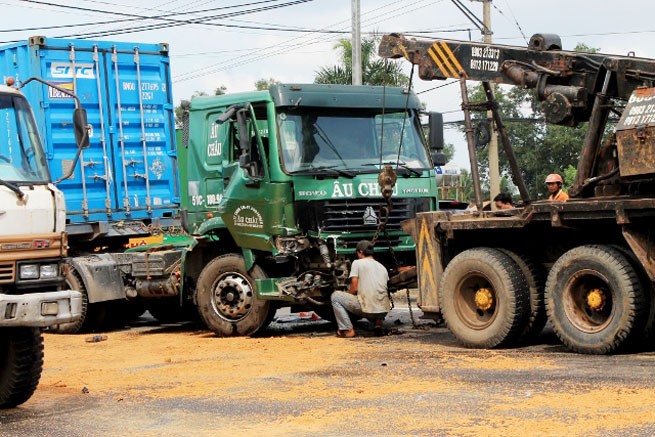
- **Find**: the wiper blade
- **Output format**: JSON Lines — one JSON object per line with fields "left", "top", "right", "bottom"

{"left": 0, "top": 178, "right": 25, "bottom": 199}
{"left": 363, "top": 161, "right": 423, "bottom": 176}
{"left": 290, "top": 165, "right": 356, "bottom": 178}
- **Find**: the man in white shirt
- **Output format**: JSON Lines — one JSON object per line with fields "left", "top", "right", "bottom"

{"left": 330, "top": 240, "right": 390, "bottom": 338}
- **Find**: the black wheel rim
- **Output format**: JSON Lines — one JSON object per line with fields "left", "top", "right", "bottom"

{"left": 453, "top": 271, "right": 498, "bottom": 330}
{"left": 562, "top": 268, "right": 614, "bottom": 333}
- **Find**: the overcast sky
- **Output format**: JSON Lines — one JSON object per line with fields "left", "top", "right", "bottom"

{"left": 3, "top": 0, "right": 655, "bottom": 169}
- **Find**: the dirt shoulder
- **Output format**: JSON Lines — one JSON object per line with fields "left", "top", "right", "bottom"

{"left": 5, "top": 315, "right": 647, "bottom": 436}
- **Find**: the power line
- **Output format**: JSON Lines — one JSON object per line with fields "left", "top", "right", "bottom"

{"left": 173, "top": 0, "right": 439, "bottom": 82}
{"left": 70, "top": 0, "right": 219, "bottom": 42}
{"left": 496, "top": 0, "right": 528, "bottom": 44}
{"left": 170, "top": 26, "right": 472, "bottom": 59}
{"left": 3, "top": 0, "right": 293, "bottom": 41}
{"left": 73, "top": 0, "right": 213, "bottom": 15}
{"left": 20, "top": 0, "right": 281, "bottom": 18}
{"left": 416, "top": 80, "right": 459, "bottom": 94}
{"left": 71, "top": 1, "right": 317, "bottom": 39}
{"left": 10, "top": 0, "right": 316, "bottom": 41}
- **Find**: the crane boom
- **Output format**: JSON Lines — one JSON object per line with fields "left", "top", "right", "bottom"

{"left": 379, "top": 33, "right": 655, "bottom": 198}
{"left": 379, "top": 33, "right": 655, "bottom": 126}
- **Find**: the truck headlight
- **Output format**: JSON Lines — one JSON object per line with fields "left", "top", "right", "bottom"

{"left": 19, "top": 263, "right": 59, "bottom": 279}
{"left": 40, "top": 264, "right": 58, "bottom": 278}
{"left": 20, "top": 264, "right": 39, "bottom": 279}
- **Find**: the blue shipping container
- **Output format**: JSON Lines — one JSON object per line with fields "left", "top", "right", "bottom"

{"left": 0, "top": 36, "right": 178, "bottom": 237}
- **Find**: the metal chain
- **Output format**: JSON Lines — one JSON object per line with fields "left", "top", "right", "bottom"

{"left": 370, "top": 199, "right": 391, "bottom": 246}
{"left": 406, "top": 288, "right": 419, "bottom": 329}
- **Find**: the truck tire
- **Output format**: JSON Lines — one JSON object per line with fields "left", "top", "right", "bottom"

{"left": 439, "top": 248, "right": 529, "bottom": 348}
{"left": 0, "top": 328, "right": 44, "bottom": 409}
{"left": 196, "top": 254, "right": 272, "bottom": 337}
{"left": 545, "top": 245, "right": 649, "bottom": 354}
{"left": 608, "top": 245, "right": 655, "bottom": 351}
{"left": 49, "top": 267, "right": 107, "bottom": 334}
{"left": 498, "top": 249, "right": 547, "bottom": 344}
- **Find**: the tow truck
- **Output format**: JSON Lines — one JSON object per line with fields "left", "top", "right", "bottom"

{"left": 379, "top": 32, "right": 655, "bottom": 354}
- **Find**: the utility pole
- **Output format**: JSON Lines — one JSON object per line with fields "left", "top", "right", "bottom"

{"left": 352, "top": 0, "right": 362, "bottom": 85}
{"left": 482, "top": 0, "right": 500, "bottom": 207}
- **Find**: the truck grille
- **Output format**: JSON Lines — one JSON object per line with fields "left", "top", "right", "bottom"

{"left": 0, "top": 262, "right": 15, "bottom": 283}
{"left": 296, "top": 197, "right": 430, "bottom": 246}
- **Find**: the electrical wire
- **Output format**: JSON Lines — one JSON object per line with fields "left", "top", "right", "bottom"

{"left": 70, "top": 0, "right": 219, "bottom": 42}
{"left": 497, "top": 0, "right": 528, "bottom": 44}
{"left": 174, "top": 0, "right": 438, "bottom": 82}
{"left": 417, "top": 80, "right": 459, "bottom": 95}
{"left": 63, "top": 1, "right": 317, "bottom": 39}
{"left": 11, "top": 0, "right": 315, "bottom": 40}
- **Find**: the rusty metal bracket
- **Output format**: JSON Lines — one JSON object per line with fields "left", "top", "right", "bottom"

{"left": 550, "top": 209, "right": 562, "bottom": 227}
{"left": 623, "top": 227, "right": 655, "bottom": 281}
{"left": 615, "top": 205, "right": 630, "bottom": 225}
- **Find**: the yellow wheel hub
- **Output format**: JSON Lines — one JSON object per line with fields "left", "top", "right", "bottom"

{"left": 475, "top": 288, "right": 494, "bottom": 311}
{"left": 586, "top": 288, "right": 606, "bottom": 311}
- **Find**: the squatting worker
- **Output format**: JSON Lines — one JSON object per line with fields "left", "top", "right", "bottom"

{"left": 493, "top": 192, "right": 513, "bottom": 210}
{"left": 331, "top": 240, "right": 390, "bottom": 338}
{"left": 545, "top": 173, "right": 569, "bottom": 201}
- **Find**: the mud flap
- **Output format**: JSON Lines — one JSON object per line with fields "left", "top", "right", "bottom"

{"left": 68, "top": 254, "right": 125, "bottom": 303}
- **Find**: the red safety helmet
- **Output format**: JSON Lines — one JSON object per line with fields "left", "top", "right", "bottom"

{"left": 545, "top": 173, "right": 563, "bottom": 184}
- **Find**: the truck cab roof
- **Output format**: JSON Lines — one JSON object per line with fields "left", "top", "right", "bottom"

{"left": 189, "top": 83, "right": 422, "bottom": 111}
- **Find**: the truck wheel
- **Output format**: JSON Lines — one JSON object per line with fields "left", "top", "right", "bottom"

{"left": 439, "top": 248, "right": 529, "bottom": 348}
{"left": 0, "top": 328, "right": 44, "bottom": 408}
{"left": 609, "top": 245, "right": 655, "bottom": 351}
{"left": 196, "top": 254, "right": 272, "bottom": 337}
{"left": 498, "top": 249, "right": 547, "bottom": 344}
{"left": 545, "top": 245, "right": 649, "bottom": 354}
{"left": 48, "top": 267, "right": 107, "bottom": 334}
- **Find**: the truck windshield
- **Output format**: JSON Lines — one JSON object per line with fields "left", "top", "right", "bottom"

{"left": 0, "top": 93, "right": 49, "bottom": 183}
{"left": 277, "top": 108, "right": 431, "bottom": 174}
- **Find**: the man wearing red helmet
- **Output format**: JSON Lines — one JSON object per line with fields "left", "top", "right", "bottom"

{"left": 545, "top": 173, "right": 569, "bottom": 201}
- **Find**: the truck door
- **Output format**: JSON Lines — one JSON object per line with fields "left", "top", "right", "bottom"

{"left": 219, "top": 102, "right": 287, "bottom": 251}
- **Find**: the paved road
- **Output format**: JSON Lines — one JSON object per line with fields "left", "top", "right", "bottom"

{"left": 2, "top": 304, "right": 654, "bottom": 436}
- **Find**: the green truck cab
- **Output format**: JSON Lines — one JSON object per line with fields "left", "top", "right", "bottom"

{"left": 175, "top": 83, "right": 440, "bottom": 335}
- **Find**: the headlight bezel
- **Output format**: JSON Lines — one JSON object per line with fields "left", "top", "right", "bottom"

{"left": 19, "top": 264, "right": 39, "bottom": 279}
{"left": 39, "top": 264, "right": 59, "bottom": 278}
{"left": 19, "top": 262, "right": 60, "bottom": 280}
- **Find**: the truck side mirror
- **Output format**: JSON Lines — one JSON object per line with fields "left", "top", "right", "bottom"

{"left": 428, "top": 112, "right": 444, "bottom": 152}
{"left": 73, "top": 108, "right": 90, "bottom": 149}
{"left": 431, "top": 150, "right": 447, "bottom": 167}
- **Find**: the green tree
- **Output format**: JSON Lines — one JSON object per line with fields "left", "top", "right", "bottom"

{"left": 443, "top": 142, "right": 455, "bottom": 163}
{"left": 459, "top": 168, "right": 474, "bottom": 203}
{"left": 463, "top": 84, "right": 538, "bottom": 196}
{"left": 562, "top": 165, "right": 577, "bottom": 190}
{"left": 314, "top": 36, "right": 408, "bottom": 87}
{"left": 254, "top": 78, "right": 279, "bottom": 91}
{"left": 459, "top": 42, "right": 602, "bottom": 200}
